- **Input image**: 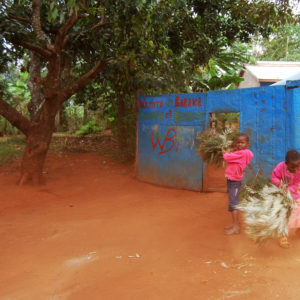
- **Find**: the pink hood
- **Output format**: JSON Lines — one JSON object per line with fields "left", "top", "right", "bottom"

{"left": 223, "top": 149, "right": 254, "bottom": 181}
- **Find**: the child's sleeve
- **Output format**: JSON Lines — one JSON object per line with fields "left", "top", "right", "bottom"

{"left": 223, "top": 151, "right": 243, "bottom": 163}
{"left": 288, "top": 172, "right": 300, "bottom": 199}
{"left": 271, "top": 164, "right": 283, "bottom": 186}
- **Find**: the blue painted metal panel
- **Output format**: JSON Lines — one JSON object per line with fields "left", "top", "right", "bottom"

{"left": 269, "top": 86, "right": 287, "bottom": 167}
{"left": 138, "top": 93, "right": 206, "bottom": 190}
{"left": 138, "top": 83, "right": 300, "bottom": 191}
{"left": 244, "top": 86, "right": 287, "bottom": 177}
{"left": 294, "top": 88, "right": 300, "bottom": 150}
{"left": 289, "top": 86, "right": 300, "bottom": 150}
{"left": 286, "top": 80, "right": 300, "bottom": 88}
{"left": 138, "top": 124, "right": 203, "bottom": 190}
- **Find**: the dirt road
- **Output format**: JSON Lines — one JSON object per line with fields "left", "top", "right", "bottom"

{"left": 1, "top": 153, "right": 300, "bottom": 300}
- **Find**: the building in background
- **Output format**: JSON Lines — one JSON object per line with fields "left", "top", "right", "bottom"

{"left": 238, "top": 61, "right": 300, "bottom": 88}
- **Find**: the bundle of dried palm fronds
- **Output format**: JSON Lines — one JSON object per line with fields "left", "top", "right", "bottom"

{"left": 196, "top": 128, "right": 237, "bottom": 167}
{"left": 237, "top": 179, "right": 296, "bottom": 244}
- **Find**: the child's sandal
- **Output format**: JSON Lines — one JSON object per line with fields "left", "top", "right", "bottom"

{"left": 279, "top": 237, "right": 290, "bottom": 248}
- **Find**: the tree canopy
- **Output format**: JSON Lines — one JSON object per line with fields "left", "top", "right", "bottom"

{"left": 256, "top": 23, "right": 300, "bottom": 61}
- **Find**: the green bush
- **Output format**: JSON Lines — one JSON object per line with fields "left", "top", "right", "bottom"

{"left": 0, "top": 135, "right": 25, "bottom": 165}
{"left": 64, "top": 104, "right": 84, "bottom": 133}
{"left": 75, "top": 121, "right": 104, "bottom": 135}
{"left": 0, "top": 116, "right": 20, "bottom": 136}
{"left": 5, "top": 135, "right": 26, "bottom": 145}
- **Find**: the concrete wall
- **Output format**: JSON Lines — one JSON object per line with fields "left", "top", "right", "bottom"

{"left": 239, "top": 70, "right": 260, "bottom": 88}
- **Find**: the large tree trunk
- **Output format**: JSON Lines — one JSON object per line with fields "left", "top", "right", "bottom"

{"left": 55, "top": 109, "right": 61, "bottom": 132}
{"left": 19, "top": 102, "right": 57, "bottom": 185}
{"left": 27, "top": 52, "right": 44, "bottom": 122}
{"left": 19, "top": 129, "right": 52, "bottom": 185}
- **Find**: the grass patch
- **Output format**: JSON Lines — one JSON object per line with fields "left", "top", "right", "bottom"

{"left": 0, "top": 135, "right": 26, "bottom": 165}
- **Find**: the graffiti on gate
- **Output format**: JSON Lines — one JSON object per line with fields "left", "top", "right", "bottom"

{"left": 139, "top": 95, "right": 202, "bottom": 110}
{"left": 150, "top": 128, "right": 179, "bottom": 155}
{"left": 139, "top": 95, "right": 204, "bottom": 123}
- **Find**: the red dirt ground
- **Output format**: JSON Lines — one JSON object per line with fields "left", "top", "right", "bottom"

{"left": 1, "top": 152, "right": 300, "bottom": 300}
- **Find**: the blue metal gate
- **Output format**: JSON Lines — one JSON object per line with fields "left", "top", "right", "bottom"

{"left": 137, "top": 81, "right": 300, "bottom": 191}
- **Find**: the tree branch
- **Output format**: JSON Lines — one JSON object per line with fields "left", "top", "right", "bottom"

{"left": 63, "top": 54, "right": 72, "bottom": 87}
{"left": 60, "top": 1, "right": 108, "bottom": 48}
{"left": 90, "top": 2, "right": 106, "bottom": 30}
{"left": 67, "top": 2, "right": 108, "bottom": 41}
{"left": 10, "top": 39, "right": 52, "bottom": 58}
{"left": 61, "top": 60, "right": 107, "bottom": 101}
{"left": 61, "top": 17, "right": 110, "bottom": 48}
{"left": 8, "top": 14, "right": 32, "bottom": 24}
{"left": 55, "top": 12, "right": 80, "bottom": 50}
{"left": 0, "top": 98, "right": 32, "bottom": 136}
{"left": 81, "top": 19, "right": 110, "bottom": 35}
{"left": 32, "top": 0, "right": 46, "bottom": 41}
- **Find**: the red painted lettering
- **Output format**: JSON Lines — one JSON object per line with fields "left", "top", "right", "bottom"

{"left": 140, "top": 100, "right": 165, "bottom": 109}
{"left": 150, "top": 129, "right": 177, "bottom": 155}
{"left": 175, "top": 96, "right": 180, "bottom": 107}
{"left": 159, "top": 129, "right": 176, "bottom": 155}
{"left": 151, "top": 132, "right": 164, "bottom": 152}
{"left": 140, "top": 99, "right": 146, "bottom": 108}
{"left": 165, "top": 109, "right": 172, "bottom": 119}
{"left": 198, "top": 97, "right": 202, "bottom": 106}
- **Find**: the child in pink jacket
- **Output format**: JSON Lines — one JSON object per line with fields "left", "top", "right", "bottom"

{"left": 223, "top": 133, "right": 254, "bottom": 235}
{"left": 271, "top": 149, "right": 300, "bottom": 248}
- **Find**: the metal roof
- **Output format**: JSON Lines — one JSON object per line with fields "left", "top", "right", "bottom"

{"left": 271, "top": 71, "right": 300, "bottom": 86}
{"left": 245, "top": 61, "right": 300, "bottom": 82}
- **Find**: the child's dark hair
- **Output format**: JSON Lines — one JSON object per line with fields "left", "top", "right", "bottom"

{"left": 236, "top": 133, "right": 249, "bottom": 142}
{"left": 285, "top": 149, "right": 300, "bottom": 163}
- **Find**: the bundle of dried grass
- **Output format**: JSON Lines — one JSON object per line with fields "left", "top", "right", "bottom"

{"left": 237, "top": 179, "right": 296, "bottom": 244}
{"left": 196, "top": 128, "right": 237, "bottom": 167}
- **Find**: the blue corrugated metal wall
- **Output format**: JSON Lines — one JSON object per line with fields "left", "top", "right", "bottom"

{"left": 137, "top": 82, "right": 300, "bottom": 191}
